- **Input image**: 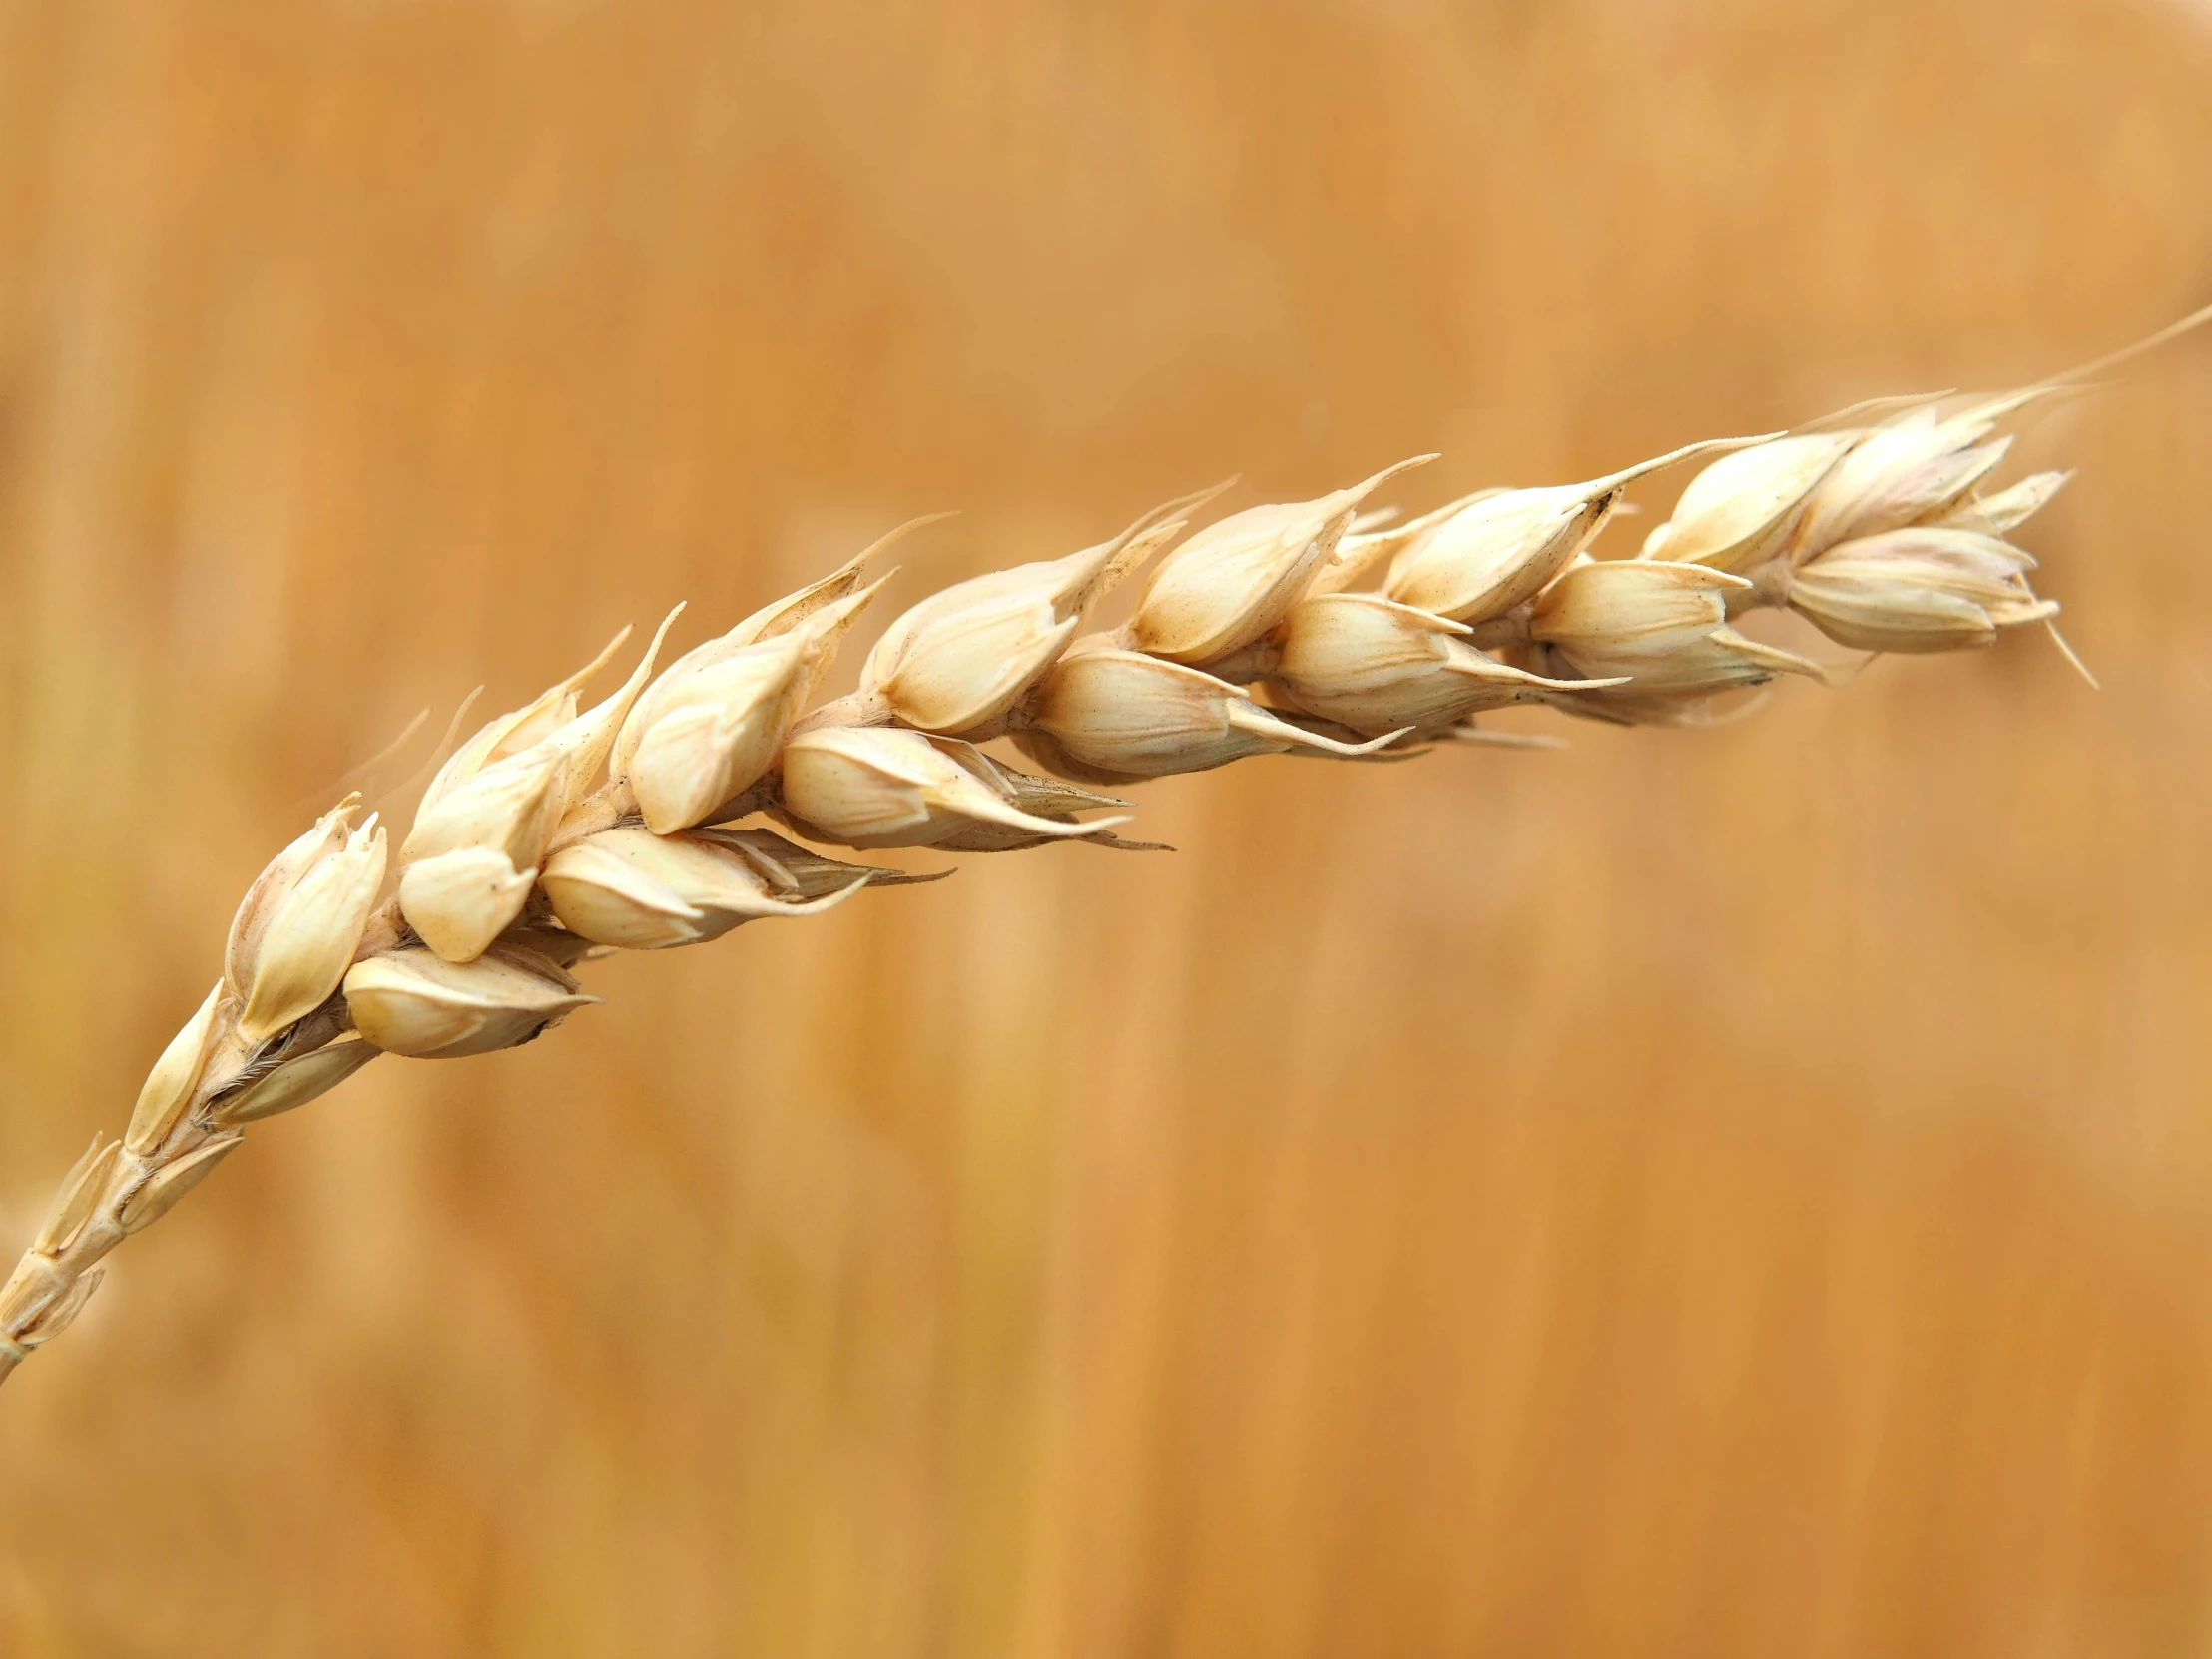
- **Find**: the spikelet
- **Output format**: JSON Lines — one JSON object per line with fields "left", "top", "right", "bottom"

{"left": 1640, "top": 433, "right": 1855, "bottom": 571}
{"left": 1527, "top": 560, "right": 1827, "bottom": 697}
{"left": 227, "top": 800, "right": 351, "bottom": 997}
{"left": 397, "top": 845, "right": 539, "bottom": 965}
{"left": 610, "top": 518, "right": 941, "bottom": 821}
{"left": 1784, "top": 528, "right": 2058, "bottom": 653}
{"left": 17, "top": 1265, "right": 104, "bottom": 1346}
{"left": 343, "top": 943, "right": 599, "bottom": 1060}
{"left": 1382, "top": 435, "right": 1775, "bottom": 620}
{"left": 213, "top": 1039, "right": 379, "bottom": 1125}
{"left": 780, "top": 726, "right": 1130, "bottom": 850}
{"left": 618, "top": 583, "right": 884, "bottom": 833}
{"left": 125, "top": 982, "right": 225, "bottom": 1154}
{"left": 118, "top": 1138, "right": 244, "bottom": 1235}
{"left": 229, "top": 803, "right": 388, "bottom": 1044}
{"left": 1126, "top": 457, "right": 1433, "bottom": 666}
{"left": 1786, "top": 400, "right": 2030, "bottom": 563}
{"left": 400, "top": 617, "right": 679, "bottom": 960}
{"left": 32, "top": 1137, "right": 122, "bottom": 1256}
{"left": 1313, "top": 489, "right": 1506, "bottom": 599}
{"left": 1022, "top": 642, "right": 1403, "bottom": 779}
{"left": 1638, "top": 377, "right": 2085, "bottom": 577}
{"left": 859, "top": 490, "right": 1214, "bottom": 735}
{"left": 1271, "top": 593, "right": 1617, "bottom": 736}
{"left": 1528, "top": 561, "right": 1747, "bottom": 676}
{"left": 540, "top": 827, "right": 879, "bottom": 949}
{"left": 403, "top": 735, "right": 574, "bottom": 963}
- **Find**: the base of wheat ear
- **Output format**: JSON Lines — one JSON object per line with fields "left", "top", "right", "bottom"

{"left": 4, "top": 310, "right": 2203, "bottom": 1388}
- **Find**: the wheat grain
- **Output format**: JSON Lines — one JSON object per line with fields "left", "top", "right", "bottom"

{"left": 1, "top": 312, "right": 2204, "bottom": 1390}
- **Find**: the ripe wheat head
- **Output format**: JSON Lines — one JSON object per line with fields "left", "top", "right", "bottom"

{"left": 4, "top": 307, "right": 2205, "bottom": 1390}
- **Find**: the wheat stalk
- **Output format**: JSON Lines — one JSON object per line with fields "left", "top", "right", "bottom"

{"left": 3, "top": 312, "right": 2204, "bottom": 1390}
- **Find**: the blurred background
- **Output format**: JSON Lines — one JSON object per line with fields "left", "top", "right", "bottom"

{"left": 3, "top": 0, "right": 2212, "bottom": 1653}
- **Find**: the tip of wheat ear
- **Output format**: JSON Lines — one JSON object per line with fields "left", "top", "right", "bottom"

{"left": 17, "top": 296, "right": 2212, "bottom": 1386}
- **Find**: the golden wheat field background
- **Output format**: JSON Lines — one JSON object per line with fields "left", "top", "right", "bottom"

{"left": 3, "top": 1, "right": 2212, "bottom": 1653}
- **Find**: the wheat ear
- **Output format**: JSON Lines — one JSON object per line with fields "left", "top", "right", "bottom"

{"left": 1, "top": 316, "right": 2200, "bottom": 1389}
